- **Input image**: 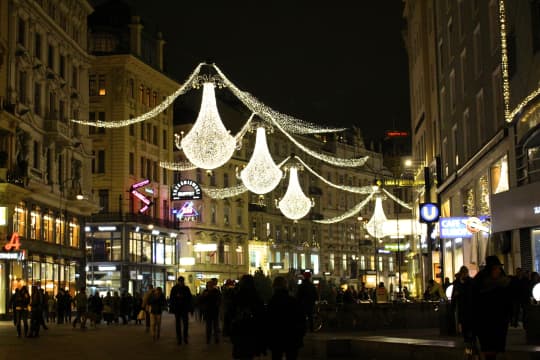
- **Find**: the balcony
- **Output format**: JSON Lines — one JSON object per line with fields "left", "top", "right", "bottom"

{"left": 44, "top": 112, "right": 71, "bottom": 147}
{"left": 248, "top": 203, "right": 267, "bottom": 212}
{"left": 89, "top": 212, "right": 176, "bottom": 229}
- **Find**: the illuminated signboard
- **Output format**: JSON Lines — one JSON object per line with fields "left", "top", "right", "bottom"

{"left": 129, "top": 179, "right": 152, "bottom": 213}
{"left": 3, "top": 232, "right": 21, "bottom": 251}
{"left": 171, "top": 180, "right": 202, "bottom": 200}
{"left": 439, "top": 216, "right": 490, "bottom": 238}
{"left": 173, "top": 201, "right": 199, "bottom": 221}
{"left": 385, "top": 130, "right": 409, "bottom": 137}
{"left": 419, "top": 203, "right": 440, "bottom": 223}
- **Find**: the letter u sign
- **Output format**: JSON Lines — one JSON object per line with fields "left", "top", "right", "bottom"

{"left": 419, "top": 203, "right": 440, "bottom": 223}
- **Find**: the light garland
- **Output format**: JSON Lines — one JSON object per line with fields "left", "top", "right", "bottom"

{"left": 294, "top": 156, "right": 375, "bottom": 193}
{"left": 160, "top": 160, "right": 197, "bottom": 171}
{"left": 508, "top": 88, "right": 540, "bottom": 122}
{"left": 202, "top": 184, "right": 247, "bottom": 199}
{"left": 269, "top": 114, "right": 369, "bottom": 167}
{"left": 241, "top": 127, "right": 283, "bottom": 194}
{"left": 277, "top": 166, "right": 313, "bottom": 220}
{"left": 381, "top": 188, "right": 412, "bottom": 210}
{"left": 314, "top": 191, "right": 375, "bottom": 224}
{"left": 211, "top": 64, "right": 347, "bottom": 135}
{"left": 180, "top": 82, "right": 237, "bottom": 169}
{"left": 71, "top": 63, "right": 204, "bottom": 127}
{"left": 365, "top": 195, "right": 387, "bottom": 238}
{"left": 499, "top": 0, "right": 511, "bottom": 122}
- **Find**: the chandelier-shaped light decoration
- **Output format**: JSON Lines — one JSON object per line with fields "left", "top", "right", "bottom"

{"left": 241, "top": 127, "right": 282, "bottom": 194}
{"left": 180, "top": 82, "right": 236, "bottom": 169}
{"left": 365, "top": 194, "right": 387, "bottom": 238}
{"left": 277, "top": 166, "right": 313, "bottom": 220}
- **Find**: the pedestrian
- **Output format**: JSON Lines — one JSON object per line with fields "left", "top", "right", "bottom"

{"left": 169, "top": 276, "right": 193, "bottom": 344}
{"left": 112, "top": 291, "right": 121, "bottom": 324}
{"left": 451, "top": 266, "right": 475, "bottom": 356}
{"left": 471, "top": 256, "right": 513, "bottom": 360}
{"left": 102, "top": 291, "right": 114, "bottom": 325}
{"left": 132, "top": 292, "right": 143, "bottom": 325}
{"left": 296, "top": 272, "right": 318, "bottom": 332}
{"left": 425, "top": 279, "right": 446, "bottom": 301}
{"left": 13, "top": 286, "right": 30, "bottom": 337}
{"left": 56, "top": 289, "right": 65, "bottom": 324}
{"left": 221, "top": 279, "right": 237, "bottom": 337}
{"left": 63, "top": 290, "right": 72, "bottom": 324}
{"left": 375, "top": 282, "right": 389, "bottom": 303}
{"left": 28, "top": 285, "right": 42, "bottom": 338}
{"left": 201, "top": 279, "right": 221, "bottom": 344}
{"left": 142, "top": 284, "right": 154, "bottom": 332}
{"left": 230, "top": 275, "right": 266, "bottom": 360}
{"left": 72, "top": 287, "right": 88, "bottom": 329}
{"left": 9, "top": 288, "right": 20, "bottom": 325}
{"left": 267, "top": 276, "right": 306, "bottom": 360}
{"left": 47, "top": 293, "right": 57, "bottom": 323}
{"left": 88, "top": 291, "right": 103, "bottom": 327}
{"left": 148, "top": 286, "right": 167, "bottom": 341}
{"left": 119, "top": 291, "right": 132, "bottom": 324}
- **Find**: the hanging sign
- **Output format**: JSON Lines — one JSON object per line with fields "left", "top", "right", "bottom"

{"left": 171, "top": 179, "right": 202, "bottom": 200}
{"left": 439, "top": 216, "right": 490, "bottom": 238}
{"left": 3, "top": 232, "right": 21, "bottom": 251}
{"left": 130, "top": 179, "right": 152, "bottom": 213}
{"left": 172, "top": 201, "right": 199, "bottom": 222}
{"left": 419, "top": 203, "right": 440, "bottom": 223}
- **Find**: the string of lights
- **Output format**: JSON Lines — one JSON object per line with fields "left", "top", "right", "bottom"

{"left": 202, "top": 184, "right": 248, "bottom": 199}
{"left": 71, "top": 63, "right": 204, "bottom": 127}
{"left": 211, "top": 64, "right": 347, "bottom": 135}
{"left": 381, "top": 188, "right": 412, "bottom": 210}
{"left": 508, "top": 88, "right": 540, "bottom": 122}
{"left": 499, "top": 0, "right": 511, "bottom": 122}
{"left": 313, "top": 191, "right": 376, "bottom": 224}
{"left": 159, "top": 160, "right": 197, "bottom": 171}
{"left": 268, "top": 114, "right": 369, "bottom": 167}
{"left": 294, "top": 156, "right": 375, "bottom": 194}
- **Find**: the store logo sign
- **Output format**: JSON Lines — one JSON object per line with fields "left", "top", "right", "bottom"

{"left": 171, "top": 179, "right": 202, "bottom": 201}
{"left": 419, "top": 203, "right": 440, "bottom": 223}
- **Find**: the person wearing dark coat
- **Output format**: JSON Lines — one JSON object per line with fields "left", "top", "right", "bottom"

{"left": 28, "top": 285, "right": 43, "bottom": 337}
{"left": 267, "top": 276, "right": 306, "bottom": 360}
{"left": 471, "top": 256, "right": 513, "bottom": 360}
{"left": 452, "top": 266, "right": 474, "bottom": 351}
{"left": 230, "top": 275, "right": 267, "bottom": 360}
{"left": 201, "top": 279, "right": 222, "bottom": 344}
{"left": 169, "top": 276, "right": 193, "bottom": 344}
{"left": 13, "top": 286, "right": 30, "bottom": 337}
{"left": 296, "top": 272, "right": 318, "bottom": 332}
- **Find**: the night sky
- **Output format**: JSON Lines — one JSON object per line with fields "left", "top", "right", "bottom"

{"left": 114, "top": 1, "right": 411, "bottom": 142}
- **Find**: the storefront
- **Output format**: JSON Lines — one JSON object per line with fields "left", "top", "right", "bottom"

{"left": 85, "top": 221, "right": 179, "bottom": 296}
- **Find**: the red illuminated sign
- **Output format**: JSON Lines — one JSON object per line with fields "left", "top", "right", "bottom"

{"left": 3, "top": 232, "right": 21, "bottom": 251}
{"left": 129, "top": 179, "right": 152, "bottom": 213}
{"left": 385, "top": 131, "right": 409, "bottom": 137}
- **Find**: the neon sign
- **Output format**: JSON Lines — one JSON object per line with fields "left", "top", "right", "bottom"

{"left": 171, "top": 179, "right": 202, "bottom": 200}
{"left": 173, "top": 201, "right": 199, "bottom": 221}
{"left": 129, "top": 179, "right": 152, "bottom": 213}
{"left": 439, "top": 216, "right": 490, "bottom": 238}
{"left": 3, "top": 232, "right": 21, "bottom": 251}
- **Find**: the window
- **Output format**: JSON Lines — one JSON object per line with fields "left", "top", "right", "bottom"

{"left": 449, "top": 70, "right": 456, "bottom": 112}
{"left": 89, "top": 75, "right": 97, "bottom": 96}
{"left": 162, "top": 168, "right": 167, "bottom": 185}
{"left": 59, "top": 55, "right": 65, "bottom": 79}
{"left": 460, "top": 48, "right": 467, "bottom": 98}
{"left": 491, "top": 155, "right": 509, "bottom": 194}
{"left": 139, "top": 85, "right": 144, "bottom": 104}
{"left": 72, "top": 67, "right": 78, "bottom": 89}
{"left": 17, "top": 17, "right": 26, "bottom": 47}
{"left": 447, "top": 18, "right": 453, "bottom": 61}
{"left": 146, "top": 89, "right": 151, "bottom": 106}
{"left": 152, "top": 92, "right": 157, "bottom": 107}
{"left": 492, "top": 66, "right": 502, "bottom": 130}
{"left": 507, "top": 30, "right": 517, "bottom": 77}
{"left": 442, "top": 137, "right": 449, "bottom": 177}
{"left": 98, "top": 75, "right": 106, "bottom": 96}
{"left": 34, "top": 33, "right": 42, "bottom": 59}
{"left": 476, "top": 89, "right": 485, "bottom": 144}
{"left": 47, "top": 44, "right": 54, "bottom": 70}
{"left": 98, "top": 189, "right": 109, "bottom": 213}
{"left": 33, "top": 141, "right": 40, "bottom": 169}
{"left": 462, "top": 109, "right": 470, "bottom": 160}
{"left": 532, "top": 0, "right": 540, "bottom": 53}
{"left": 97, "top": 150, "right": 105, "bottom": 173}
{"left": 153, "top": 125, "right": 158, "bottom": 145}
{"left": 30, "top": 207, "right": 42, "bottom": 241}
{"left": 440, "top": 87, "right": 446, "bottom": 122}
{"left": 211, "top": 203, "right": 216, "bottom": 224}
{"left": 140, "top": 157, "right": 145, "bottom": 177}
{"left": 488, "top": 0, "right": 498, "bottom": 52}
{"left": 129, "top": 79, "right": 134, "bottom": 98}
{"left": 59, "top": 100, "right": 65, "bottom": 121}
{"left": 129, "top": 120, "right": 135, "bottom": 136}
{"left": 34, "top": 82, "right": 41, "bottom": 115}
{"left": 224, "top": 173, "right": 229, "bottom": 187}
{"left": 473, "top": 25, "right": 482, "bottom": 77}
{"left": 452, "top": 124, "right": 459, "bottom": 167}
{"left": 457, "top": 0, "right": 465, "bottom": 39}
{"left": 129, "top": 152, "right": 134, "bottom": 175}
{"left": 438, "top": 39, "right": 445, "bottom": 74}
{"left": 140, "top": 123, "right": 145, "bottom": 140}
{"left": 18, "top": 71, "right": 27, "bottom": 104}
{"left": 162, "top": 130, "right": 167, "bottom": 149}
{"left": 224, "top": 204, "right": 230, "bottom": 226}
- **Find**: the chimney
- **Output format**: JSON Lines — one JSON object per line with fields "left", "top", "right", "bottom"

{"left": 128, "top": 16, "right": 143, "bottom": 57}
{"left": 156, "top": 32, "right": 165, "bottom": 71}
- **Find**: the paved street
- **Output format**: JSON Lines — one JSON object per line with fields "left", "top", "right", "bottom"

{"left": 2, "top": 313, "right": 540, "bottom": 360}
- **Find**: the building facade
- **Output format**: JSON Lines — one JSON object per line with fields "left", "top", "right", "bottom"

{"left": 85, "top": 2, "right": 180, "bottom": 297}
{"left": 0, "top": 0, "right": 94, "bottom": 317}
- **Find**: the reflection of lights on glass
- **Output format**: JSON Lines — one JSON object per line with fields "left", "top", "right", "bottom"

{"left": 533, "top": 283, "right": 540, "bottom": 302}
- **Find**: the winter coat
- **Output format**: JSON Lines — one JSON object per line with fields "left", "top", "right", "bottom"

{"left": 267, "top": 289, "right": 306, "bottom": 351}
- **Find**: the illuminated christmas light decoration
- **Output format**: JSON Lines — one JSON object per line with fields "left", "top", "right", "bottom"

{"left": 508, "top": 88, "right": 540, "bottom": 122}
{"left": 159, "top": 160, "right": 197, "bottom": 171}
{"left": 277, "top": 166, "right": 313, "bottom": 220}
{"left": 365, "top": 195, "right": 387, "bottom": 238}
{"left": 381, "top": 188, "right": 412, "bottom": 210}
{"left": 203, "top": 156, "right": 291, "bottom": 200}
{"left": 499, "top": 0, "right": 511, "bottom": 122}
{"left": 294, "top": 156, "right": 375, "bottom": 193}
{"left": 269, "top": 114, "right": 369, "bottom": 167}
{"left": 212, "top": 64, "right": 347, "bottom": 134}
{"left": 181, "top": 82, "right": 237, "bottom": 169}
{"left": 241, "top": 126, "right": 283, "bottom": 194}
{"left": 71, "top": 63, "right": 204, "bottom": 127}
{"left": 314, "top": 192, "right": 376, "bottom": 224}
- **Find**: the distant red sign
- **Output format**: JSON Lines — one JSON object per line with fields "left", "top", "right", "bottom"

{"left": 386, "top": 131, "right": 409, "bottom": 137}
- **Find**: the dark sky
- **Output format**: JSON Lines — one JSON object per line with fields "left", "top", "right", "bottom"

{"left": 119, "top": 1, "right": 410, "bottom": 142}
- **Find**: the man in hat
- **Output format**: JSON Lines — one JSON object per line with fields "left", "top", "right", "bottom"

{"left": 471, "top": 255, "right": 513, "bottom": 360}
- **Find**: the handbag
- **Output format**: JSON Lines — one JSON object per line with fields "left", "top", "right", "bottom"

{"left": 137, "top": 309, "right": 146, "bottom": 320}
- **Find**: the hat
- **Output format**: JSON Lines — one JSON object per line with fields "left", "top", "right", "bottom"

{"left": 485, "top": 255, "right": 502, "bottom": 267}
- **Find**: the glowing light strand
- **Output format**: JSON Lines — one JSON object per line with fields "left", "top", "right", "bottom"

{"left": 159, "top": 160, "right": 197, "bottom": 171}
{"left": 499, "top": 0, "right": 511, "bottom": 122}
{"left": 211, "top": 64, "right": 346, "bottom": 135}
{"left": 508, "top": 88, "right": 540, "bottom": 121}
{"left": 71, "top": 63, "right": 204, "bottom": 127}
{"left": 294, "top": 156, "right": 375, "bottom": 194}
{"left": 269, "top": 114, "right": 369, "bottom": 167}
{"left": 313, "top": 191, "right": 376, "bottom": 224}
{"left": 381, "top": 188, "right": 412, "bottom": 210}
